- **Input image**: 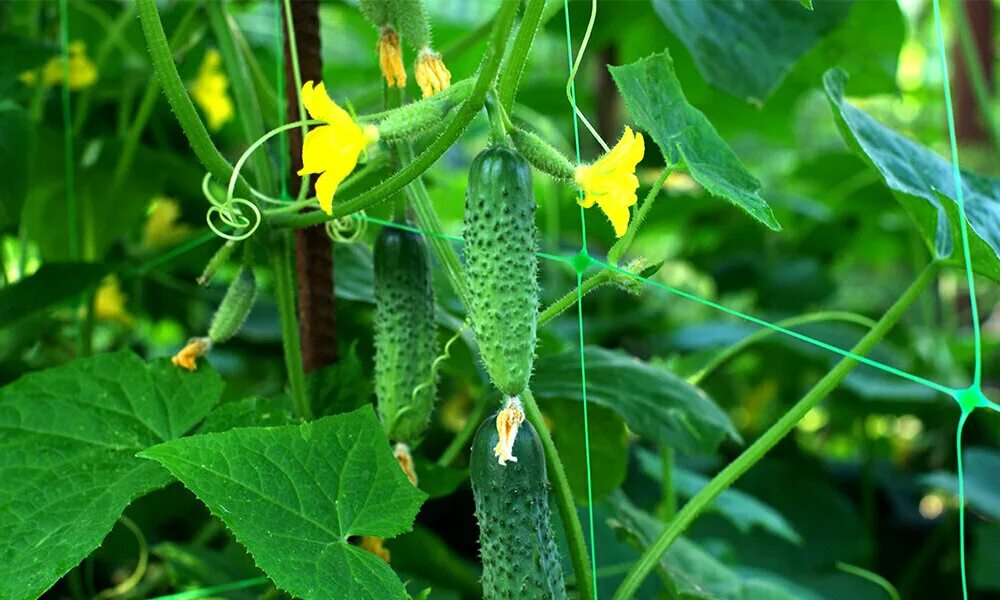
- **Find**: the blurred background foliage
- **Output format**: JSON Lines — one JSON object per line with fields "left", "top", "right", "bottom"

{"left": 1, "top": 0, "right": 999, "bottom": 598}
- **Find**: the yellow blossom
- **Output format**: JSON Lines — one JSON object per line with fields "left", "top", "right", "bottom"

{"left": 171, "top": 337, "right": 211, "bottom": 372}
{"left": 414, "top": 47, "right": 451, "bottom": 98}
{"left": 574, "top": 127, "right": 645, "bottom": 238}
{"left": 20, "top": 40, "right": 97, "bottom": 89}
{"left": 142, "top": 197, "right": 191, "bottom": 250}
{"left": 298, "top": 81, "right": 380, "bottom": 215}
{"left": 393, "top": 442, "right": 419, "bottom": 486}
{"left": 377, "top": 27, "right": 406, "bottom": 88}
{"left": 93, "top": 276, "right": 133, "bottom": 326}
{"left": 493, "top": 397, "right": 525, "bottom": 466}
{"left": 190, "top": 49, "right": 234, "bottom": 131}
{"left": 359, "top": 536, "right": 390, "bottom": 562}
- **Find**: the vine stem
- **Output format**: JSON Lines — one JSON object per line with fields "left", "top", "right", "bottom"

{"left": 521, "top": 388, "right": 595, "bottom": 599}
{"left": 271, "top": 0, "right": 522, "bottom": 228}
{"left": 496, "top": 0, "right": 547, "bottom": 112}
{"left": 270, "top": 233, "right": 311, "bottom": 419}
{"left": 612, "top": 262, "right": 942, "bottom": 600}
{"left": 135, "top": 0, "right": 254, "bottom": 200}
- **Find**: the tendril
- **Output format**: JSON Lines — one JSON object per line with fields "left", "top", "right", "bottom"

{"left": 411, "top": 320, "right": 469, "bottom": 404}
{"left": 324, "top": 212, "right": 368, "bottom": 244}
{"left": 202, "top": 173, "right": 262, "bottom": 241}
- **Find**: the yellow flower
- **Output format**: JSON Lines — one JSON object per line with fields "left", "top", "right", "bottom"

{"left": 190, "top": 49, "right": 234, "bottom": 131}
{"left": 142, "top": 197, "right": 191, "bottom": 250}
{"left": 298, "top": 81, "right": 380, "bottom": 215}
{"left": 171, "top": 337, "right": 211, "bottom": 371}
{"left": 93, "top": 276, "right": 133, "bottom": 326}
{"left": 359, "top": 536, "right": 391, "bottom": 562}
{"left": 493, "top": 397, "right": 525, "bottom": 466}
{"left": 574, "top": 127, "right": 645, "bottom": 238}
{"left": 377, "top": 27, "right": 406, "bottom": 88}
{"left": 20, "top": 40, "right": 97, "bottom": 89}
{"left": 414, "top": 47, "right": 451, "bottom": 98}
{"left": 393, "top": 442, "right": 418, "bottom": 486}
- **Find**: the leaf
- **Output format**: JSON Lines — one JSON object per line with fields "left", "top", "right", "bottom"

{"left": 922, "top": 446, "right": 1000, "bottom": 520}
{"left": 824, "top": 68, "right": 1000, "bottom": 281}
{"left": 606, "top": 491, "right": 806, "bottom": 600}
{"left": 532, "top": 346, "right": 739, "bottom": 454}
{"left": 609, "top": 52, "right": 781, "bottom": 231}
{"left": 652, "top": 0, "right": 852, "bottom": 102}
{"left": 198, "top": 396, "right": 296, "bottom": 434}
{"left": 0, "top": 101, "right": 31, "bottom": 227}
{"left": 0, "top": 262, "right": 109, "bottom": 329}
{"left": 634, "top": 448, "right": 800, "bottom": 543}
{"left": 544, "top": 396, "right": 628, "bottom": 502}
{"left": 308, "top": 340, "right": 372, "bottom": 417}
{"left": 799, "top": 0, "right": 813, "bottom": 9}
{"left": 140, "top": 406, "right": 427, "bottom": 600}
{"left": 413, "top": 459, "right": 467, "bottom": 499}
{"left": 385, "top": 525, "right": 482, "bottom": 599}
{"left": 0, "top": 352, "right": 223, "bottom": 600}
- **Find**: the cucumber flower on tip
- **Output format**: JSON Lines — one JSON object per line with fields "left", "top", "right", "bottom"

{"left": 414, "top": 47, "right": 451, "bottom": 98}
{"left": 298, "top": 81, "right": 380, "bottom": 215}
{"left": 377, "top": 27, "right": 406, "bottom": 88}
{"left": 494, "top": 397, "right": 526, "bottom": 466}
{"left": 574, "top": 126, "right": 645, "bottom": 238}
{"left": 171, "top": 337, "right": 211, "bottom": 372}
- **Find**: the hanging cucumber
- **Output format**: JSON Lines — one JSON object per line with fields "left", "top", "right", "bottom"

{"left": 470, "top": 400, "right": 567, "bottom": 600}
{"left": 207, "top": 266, "right": 256, "bottom": 344}
{"left": 463, "top": 143, "right": 538, "bottom": 396}
{"left": 374, "top": 221, "right": 438, "bottom": 442}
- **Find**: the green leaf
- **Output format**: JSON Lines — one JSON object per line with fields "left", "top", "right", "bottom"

{"left": 607, "top": 491, "right": 809, "bottom": 600}
{"left": 635, "top": 448, "right": 800, "bottom": 543}
{"left": 544, "top": 396, "right": 628, "bottom": 502}
{"left": 824, "top": 68, "right": 1000, "bottom": 281}
{"left": 652, "top": 0, "right": 852, "bottom": 102}
{"left": 0, "top": 352, "right": 223, "bottom": 600}
{"left": 532, "top": 346, "right": 739, "bottom": 454}
{"left": 386, "top": 525, "right": 482, "bottom": 599}
{"left": 308, "top": 340, "right": 372, "bottom": 417}
{"left": 609, "top": 52, "right": 781, "bottom": 231}
{"left": 922, "top": 446, "right": 1000, "bottom": 520}
{"left": 140, "top": 406, "right": 427, "bottom": 600}
{"left": 0, "top": 100, "right": 31, "bottom": 227}
{"left": 799, "top": 0, "right": 813, "bottom": 9}
{"left": 0, "top": 262, "right": 109, "bottom": 329}
{"left": 413, "top": 458, "right": 467, "bottom": 499}
{"left": 198, "top": 396, "right": 296, "bottom": 434}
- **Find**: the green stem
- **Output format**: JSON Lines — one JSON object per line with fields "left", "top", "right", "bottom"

{"left": 72, "top": 3, "right": 137, "bottom": 134}
{"left": 538, "top": 269, "right": 613, "bottom": 325}
{"left": 484, "top": 89, "right": 508, "bottom": 145}
{"left": 521, "top": 388, "right": 594, "bottom": 599}
{"left": 496, "top": 0, "right": 547, "bottom": 112}
{"left": 952, "top": 0, "right": 1000, "bottom": 149}
{"left": 687, "top": 311, "right": 879, "bottom": 385}
{"left": 269, "top": 233, "right": 310, "bottom": 419}
{"left": 607, "top": 168, "right": 670, "bottom": 265}
{"left": 207, "top": 0, "right": 274, "bottom": 195}
{"left": 437, "top": 394, "right": 489, "bottom": 467}
{"left": 280, "top": 0, "right": 311, "bottom": 201}
{"left": 270, "top": 0, "right": 521, "bottom": 228}
{"left": 612, "top": 262, "right": 942, "bottom": 600}
{"left": 135, "top": 0, "right": 254, "bottom": 200}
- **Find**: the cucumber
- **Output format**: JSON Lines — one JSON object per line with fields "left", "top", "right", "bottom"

{"left": 463, "top": 145, "right": 538, "bottom": 396}
{"left": 471, "top": 410, "right": 567, "bottom": 600}
{"left": 374, "top": 222, "right": 437, "bottom": 442}
{"left": 207, "top": 266, "right": 256, "bottom": 344}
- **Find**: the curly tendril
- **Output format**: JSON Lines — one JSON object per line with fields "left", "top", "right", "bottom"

{"left": 201, "top": 173, "right": 262, "bottom": 241}
{"left": 324, "top": 212, "right": 369, "bottom": 244}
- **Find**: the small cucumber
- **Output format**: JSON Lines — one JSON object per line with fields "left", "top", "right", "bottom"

{"left": 463, "top": 145, "right": 538, "bottom": 396}
{"left": 374, "top": 222, "right": 437, "bottom": 442}
{"left": 471, "top": 412, "right": 567, "bottom": 600}
{"left": 207, "top": 266, "right": 256, "bottom": 344}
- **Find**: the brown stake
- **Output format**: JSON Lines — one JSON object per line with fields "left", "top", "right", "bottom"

{"left": 283, "top": 0, "right": 338, "bottom": 371}
{"left": 954, "top": 0, "right": 994, "bottom": 145}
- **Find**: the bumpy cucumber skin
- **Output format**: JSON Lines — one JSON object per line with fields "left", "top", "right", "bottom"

{"left": 208, "top": 266, "right": 256, "bottom": 344}
{"left": 374, "top": 224, "right": 437, "bottom": 442}
{"left": 463, "top": 146, "right": 539, "bottom": 396}
{"left": 471, "top": 415, "right": 567, "bottom": 600}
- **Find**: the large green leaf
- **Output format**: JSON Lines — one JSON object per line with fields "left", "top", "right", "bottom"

{"left": 0, "top": 262, "right": 109, "bottom": 329}
{"left": 922, "top": 446, "right": 1000, "bottom": 520}
{"left": 635, "top": 448, "right": 800, "bottom": 544}
{"left": 609, "top": 52, "right": 781, "bottom": 231}
{"left": 824, "top": 68, "right": 1000, "bottom": 281}
{"left": 532, "top": 346, "right": 739, "bottom": 454}
{"left": 140, "top": 406, "right": 427, "bottom": 600}
{"left": 545, "top": 396, "right": 628, "bottom": 502}
{"left": 652, "top": 0, "right": 852, "bottom": 103}
{"left": 0, "top": 100, "right": 31, "bottom": 228}
{"left": 0, "top": 352, "right": 223, "bottom": 600}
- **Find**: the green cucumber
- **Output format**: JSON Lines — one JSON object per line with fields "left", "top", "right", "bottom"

{"left": 463, "top": 145, "right": 538, "bottom": 395}
{"left": 207, "top": 266, "right": 256, "bottom": 344}
{"left": 471, "top": 412, "right": 567, "bottom": 600}
{"left": 374, "top": 222, "right": 437, "bottom": 442}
